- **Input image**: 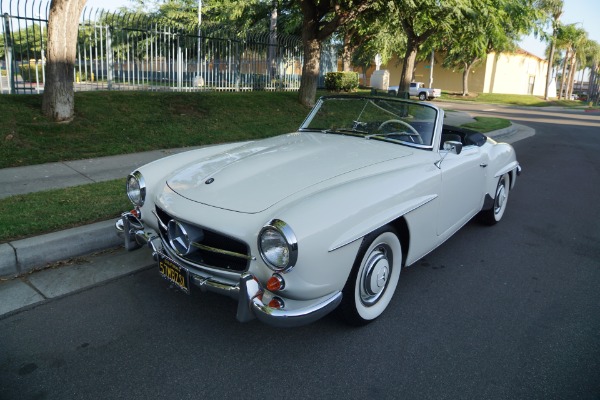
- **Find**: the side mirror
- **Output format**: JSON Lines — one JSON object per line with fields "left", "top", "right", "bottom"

{"left": 443, "top": 141, "right": 463, "bottom": 155}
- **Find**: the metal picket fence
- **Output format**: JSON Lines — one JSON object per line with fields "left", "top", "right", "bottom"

{"left": 1, "top": 0, "right": 337, "bottom": 94}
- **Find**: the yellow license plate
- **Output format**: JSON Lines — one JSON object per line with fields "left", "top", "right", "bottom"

{"left": 158, "top": 256, "right": 190, "bottom": 294}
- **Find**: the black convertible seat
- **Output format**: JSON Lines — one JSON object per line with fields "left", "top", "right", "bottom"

{"left": 442, "top": 125, "right": 487, "bottom": 147}
{"left": 441, "top": 133, "right": 462, "bottom": 146}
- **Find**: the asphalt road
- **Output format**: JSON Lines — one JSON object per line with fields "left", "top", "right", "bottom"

{"left": 1, "top": 106, "right": 599, "bottom": 400}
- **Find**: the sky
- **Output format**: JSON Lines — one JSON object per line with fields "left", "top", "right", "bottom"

{"left": 519, "top": 0, "right": 600, "bottom": 59}
{"left": 86, "top": 0, "right": 600, "bottom": 61}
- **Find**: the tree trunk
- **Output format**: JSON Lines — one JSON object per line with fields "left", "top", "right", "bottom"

{"left": 462, "top": 62, "right": 470, "bottom": 96}
{"left": 590, "top": 62, "right": 598, "bottom": 103}
{"left": 298, "top": 37, "right": 321, "bottom": 107}
{"left": 268, "top": 0, "right": 278, "bottom": 79}
{"left": 544, "top": 40, "right": 556, "bottom": 100}
{"left": 399, "top": 40, "right": 418, "bottom": 96}
{"left": 42, "top": 0, "right": 87, "bottom": 122}
{"left": 566, "top": 57, "right": 576, "bottom": 98}
{"left": 558, "top": 48, "right": 570, "bottom": 100}
{"left": 341, "top": 32, "right": 353, "bottom": 72}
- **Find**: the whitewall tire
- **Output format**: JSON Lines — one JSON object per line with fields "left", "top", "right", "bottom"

{"left": 480, "top": 173, "right": 510, "bottom": 225}
{"left": 340, "top": 226, "right": 402, "bottom": 325}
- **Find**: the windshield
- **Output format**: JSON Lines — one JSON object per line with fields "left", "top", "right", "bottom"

{"left": 300, "top": 96, "right": 439, "bottom": 148}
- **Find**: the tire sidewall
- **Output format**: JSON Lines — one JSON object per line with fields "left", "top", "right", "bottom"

{"left": 341, "top": 226, "right": 402, "bottom": 324}
{"left": 492, "top": 173, "right": 510, "bottom": 222}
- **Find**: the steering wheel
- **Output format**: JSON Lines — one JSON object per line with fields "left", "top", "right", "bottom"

{"left": 378, "top": 119, "right": 423, "bottom": 144}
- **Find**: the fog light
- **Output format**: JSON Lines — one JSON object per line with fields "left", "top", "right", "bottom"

{"left": 268, "top": 297, "right": 285, "bottom": 309}
{"left": 266, "top": 274, "right": 285, "bottom": 292}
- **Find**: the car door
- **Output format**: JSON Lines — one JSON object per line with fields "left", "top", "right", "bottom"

{"left": 436, "top": 145, "right": 488, "bottom": 236}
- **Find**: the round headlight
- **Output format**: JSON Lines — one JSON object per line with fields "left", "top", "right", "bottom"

{"left": 258, "top": 220, "right": 298, "bottom": 272}
{"left": 126, "top": 171, "right": 146, "bottom": 207}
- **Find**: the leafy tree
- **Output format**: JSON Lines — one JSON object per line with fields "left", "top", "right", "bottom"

{"left": 566, "top": 28, "right": 588, "bottom": 98}
{"left": 439, "top": 0, "right": 541, "bottom": 96}
{"left": 388, "top": 0, "right": 472, "bottom": 95}
{"left": 537, "top": 0, "right": 563, "bottom": 99}
{"left": 339, "top": 3, "right": 405, "bottom": 73}
{"left": 130, "top": 0, "right": 276, "bottom": 32}
{"left": 296, "top": 0, "right": 372, "bottom": 107}
{"left": 555, "top": 23, "right": 585, "bottom": 99}
{"left": 0, "top": 24, "right": 47, "bottom": 60}
{"left": 584, "top": 40, "right": 600, "bottom": 103}
{"left": 42, "top": 0, "right": 88, "bottom": 122}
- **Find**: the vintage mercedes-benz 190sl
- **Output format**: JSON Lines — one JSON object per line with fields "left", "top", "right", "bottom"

{"left": 116, "top": 95, "right": 521, "bottom": 327}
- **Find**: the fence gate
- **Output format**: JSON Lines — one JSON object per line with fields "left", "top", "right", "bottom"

{"left": 1, "top": 0, "right": 338, "bottom": 95}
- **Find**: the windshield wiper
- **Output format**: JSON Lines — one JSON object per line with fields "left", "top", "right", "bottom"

{"left": 334, "top": 128, "right": 369, "bottom": 135}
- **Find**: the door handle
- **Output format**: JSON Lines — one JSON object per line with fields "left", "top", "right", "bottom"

{"left": 480, "top": 163, "right": 488, "bottom": 168}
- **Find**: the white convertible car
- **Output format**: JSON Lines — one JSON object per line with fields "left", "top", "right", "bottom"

{"left": 116, "top": 95, "right": 521, "bottom": 327}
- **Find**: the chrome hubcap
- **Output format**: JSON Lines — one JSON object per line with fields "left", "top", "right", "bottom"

{"left": 360, "top": 246, "right": 391, "bottom": 306}
{"left": 494, "top": 181, "right": 507, "bottom": 214}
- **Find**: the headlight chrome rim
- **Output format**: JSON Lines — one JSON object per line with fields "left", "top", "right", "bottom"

{"left": 126, "top": 171, "right": 146, "bottom": 207}
{"left": 258, "top": 219, "right": 298, "bottom": 272}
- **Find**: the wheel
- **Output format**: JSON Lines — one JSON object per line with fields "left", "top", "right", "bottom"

{"left": 340, "top": 226, "right": 402, "bottom": 325}
{"left": 377, "top": 119, "right": 423, "bottom": 144}
{"left": 479, "top": 173, "right": 510, "bottom": 225}
{"left": 418, "top": 92, "right": 427, "bottom": 101}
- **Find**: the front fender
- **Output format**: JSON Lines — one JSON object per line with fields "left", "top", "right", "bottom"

{"left": 485, "top": 142, "right": 519, "bottom": 196}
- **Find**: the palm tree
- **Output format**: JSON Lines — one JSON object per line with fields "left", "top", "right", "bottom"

{"left": 565, "top": 27, "right": 587, "bottom": 99}
{"left": 540, "top": 0, "right": 563, "bottom": 100}
{"left": 583, "top": 40, "right": 600, "bottom": 103}
{"left": 556, "top": 24, "right": 578, "bottom": 99}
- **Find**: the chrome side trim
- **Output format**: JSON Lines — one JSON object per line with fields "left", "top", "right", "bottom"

{"left": 494, "top": 161, "right": 520, "bottom": 178}
{"left": 329, "top": 194, "right": 438, "bottom": 252}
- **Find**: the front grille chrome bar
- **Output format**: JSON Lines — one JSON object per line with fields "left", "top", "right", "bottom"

{"left": 191, "top": 242, "right": 255, "bottom": 261}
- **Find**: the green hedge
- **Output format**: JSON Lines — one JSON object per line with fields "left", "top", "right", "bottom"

{"left": 19, "top": 64, "right": 44, "bottom": 83}
{"left": 325, "top": 71, "right": 359, "bottom": 92}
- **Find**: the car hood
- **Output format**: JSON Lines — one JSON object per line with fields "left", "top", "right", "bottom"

{"left": 165, "top": 132, "right": 413, "bottom": 213}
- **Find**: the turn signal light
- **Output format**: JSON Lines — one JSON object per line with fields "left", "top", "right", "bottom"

{"left": 268, "top": 297, "right": 285, "bottom": 309}
{"left": 266, "top": 274, "right": 285, "bottom": 292}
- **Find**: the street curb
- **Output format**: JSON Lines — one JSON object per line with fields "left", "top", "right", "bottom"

{"left": 1, "top": 220, "right": 120, "bottom": 279}
{"left": 487, "top": 124, "right": 516, "bottom": 140}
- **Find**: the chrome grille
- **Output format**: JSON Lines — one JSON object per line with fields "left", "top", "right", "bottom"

{"left": 155, "top": 206, "right": 250, "bottom": 273}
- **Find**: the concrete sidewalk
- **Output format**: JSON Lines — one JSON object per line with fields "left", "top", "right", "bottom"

{"left": 0, "top": 111, "right": 535, "bottom": 318}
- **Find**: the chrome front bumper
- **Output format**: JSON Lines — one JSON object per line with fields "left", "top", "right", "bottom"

{"left": 116, "top": 213, "right": 342, "bottom": 327}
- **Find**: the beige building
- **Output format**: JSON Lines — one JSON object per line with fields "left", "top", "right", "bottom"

{"left": 364, "top": 48, "right": 551, "bottom": 96}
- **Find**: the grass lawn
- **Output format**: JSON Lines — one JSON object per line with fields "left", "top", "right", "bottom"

{"left": 0, "top": 91, "right": 311, "bottom": 169}
{"left": 440, "top": 92, "right": 587, "bottom": 107}
{"left": 461, "top": 116, "right": 512, "bottom": 133}
{"left": 0, "top": 179, "right": 129, "bottom": 242}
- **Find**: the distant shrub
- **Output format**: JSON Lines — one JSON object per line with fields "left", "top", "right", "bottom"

{"left": 19, "top": 63, "right": 44, "bottom": 83}
{"left": 76, "top": 70, "right": 94, "bottom": 82}
{"left": 325, "top": 72, "right": 359, "bottom": 92}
